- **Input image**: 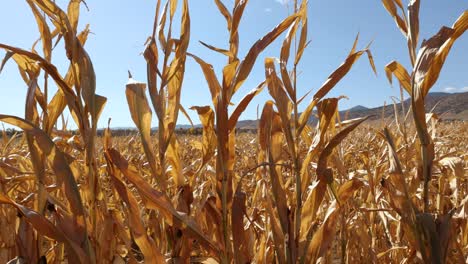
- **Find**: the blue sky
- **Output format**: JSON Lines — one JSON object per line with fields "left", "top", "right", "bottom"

{"left": 0, "top": 0, "right": 467, "bottom": 129}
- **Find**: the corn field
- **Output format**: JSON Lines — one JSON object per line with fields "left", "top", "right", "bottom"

{"left": 0, "top": 0, "right": 467, "bottom": 263}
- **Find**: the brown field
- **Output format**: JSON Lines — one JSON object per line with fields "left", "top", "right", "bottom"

{"left": 0, "top": 0, "right": 467, "bottom": 263}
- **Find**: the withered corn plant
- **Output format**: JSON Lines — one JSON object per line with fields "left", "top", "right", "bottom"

{"left": 0, "top": 0, "right": 467, "bottom": 263}
{"left": 379, "top": 0, "right": 467, "bottom": 262}
{"left": 245, "top": 0, "right": 379, "bottom": 262}
{"left": 106, "top": 0, "right": 224, "bottom": 262}
{"left": 188, "top": 1, "right": 302, "bottom": 262}
{"left": 0, "top": 0, "right": 107, "bottom": 263}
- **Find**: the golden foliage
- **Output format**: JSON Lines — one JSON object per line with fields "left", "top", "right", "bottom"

{"left": 0, "top": 1, "right": 467, "bottom": 263}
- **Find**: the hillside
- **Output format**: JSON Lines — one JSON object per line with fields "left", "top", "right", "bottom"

{"left": 337, "top": 91, "right": 468, "bottom": 122}
{"left": 235, "top": 92, "right": 468, "bottom": 129}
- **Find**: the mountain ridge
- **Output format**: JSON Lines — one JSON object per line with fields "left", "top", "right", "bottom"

{"left": 235, "top": 91, "right": 468, "bottom": 129}
{"left": 82, "top": 92, "right": 467, "bottom": 132}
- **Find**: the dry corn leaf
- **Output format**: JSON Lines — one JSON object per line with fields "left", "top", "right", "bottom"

{"left": 213, "top": 0, "right": 232, "bottom": 32}
{"left": 107, "top": 148, "right": 222, "bottom": 256}
{"left": 188, "top": 53, "right": 221, "bottom": 106}
{"left": 279, "top": 19, "right": 299, "bottom": 102}
{"left": 298, "top": 39, "right": 375, "bottom": 136}
{"left": 231, "top": 183, "right": 252, "bottom": 263}
{"left": 267, "top": 112, "right": 290, "bottom": 236}
{"left": 384, "top": 60, "right": 411, "bottom": 94}
{"left": 300, "top": 98, "right": 338, "bottom": 196}
{"left": 381, "top": 0, "right": 408, "bottom": 36}
{"left": 407, "top": 0, "right": 420, "bottom": 65}
{"left": 304, "top": 178, "right": 364, "bottom": 263}
{"left": 67, "top": 0, "right": 81, "bottom": 33}
{"left": 414, "top": 11, "right": 468, "bottom": 97}
{"left": 229, "top": 0, "right": 248, "bottom": 59}
{"left": 229, "top": 13, "right": 300, "bottom": 98}
{"left": 105, "top": 154, "right": 165, "bottom": 263}
{"left": 24, "top": 78, "right": 47, "bottom": 216}
{"left": 26, "top": 0, "right": 52, "bottom": 61}
{"left": 0, "top": 194, "right": 88, "bottom": 263}
{"left": 199, "top": 41, "right": 232, "bottom": 57}
{"left": 125, "top": 76, "right": 161, "bottom": 186}
{"left": 228, "top": 81, "right": 265, "bottom": 131}
{"left": 222, "top": 59, "right": 239, "bottom": 95}
{"left": 265, "top": 58, "right": 294, "bottom": 152}
{"left": 190, "top": 106, "right": 217, "bottom": 169}
{"left": 294, "top": 1, "right": 309, "bottom": 66}
{"left": 16, "top": 217, "right": 38, "bottom": 263}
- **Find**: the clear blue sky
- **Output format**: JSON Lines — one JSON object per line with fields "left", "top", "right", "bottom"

{"left": 0, "top": 0, "right": 467, "bottom": 129}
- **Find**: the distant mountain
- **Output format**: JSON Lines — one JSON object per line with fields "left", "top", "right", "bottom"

{"left": 107, "top": 92, "right": 467, "bottom": 132}
{"left": 235, "top": 119, "right": 258, "bottom": 130}
{"left": 336, "top": 91, "right": 468, "bottom": 122}
{"left": 348, "top": 105, "right": 369, "bottom": 111}
{"left": 233, "top": 92, "right": 468, "bottom": 130}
